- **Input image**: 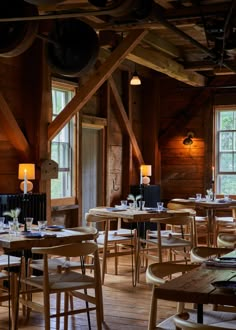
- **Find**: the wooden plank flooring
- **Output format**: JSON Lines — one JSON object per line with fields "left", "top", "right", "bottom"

{"left": 0, "top": 256, "right": 179, "bottom": 330}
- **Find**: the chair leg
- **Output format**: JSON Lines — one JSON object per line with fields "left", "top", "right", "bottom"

{"left": 56, "top": 293, "right": 61, "bottom": 330}
{"left": 148, "top": 286, "right": 157, "bottom": 330}
{"left": 43, "top": 292, "right": 51, "bottom": 330}
{"left": 114, "top": 243, "right": 118, "bottom": 275}
{"left": 10, "top": 272, "right": 17, "bottom": 330}
{"left": 95, "top": 283, "right": 104, "bottom": 330}
{"left": 64, "top": 292, "right": 69, "bottom": 330}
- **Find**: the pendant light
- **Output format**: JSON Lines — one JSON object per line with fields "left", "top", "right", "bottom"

{"left": 130, "top": 65, "right": 141, "bottom": 85}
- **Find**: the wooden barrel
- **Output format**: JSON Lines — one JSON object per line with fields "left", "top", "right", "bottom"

{"left": 46, "top": 19, "right": 99, "bottom": 77}
{"left": 0, "top": 0, "right": 38, "bottom": 57}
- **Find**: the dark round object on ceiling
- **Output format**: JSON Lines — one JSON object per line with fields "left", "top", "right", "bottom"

{"left": 24, "top": 0, "right": 63, "bottom": 5}
{"left": 0, "top": 0, "right": 38, "bottom": 57}
{"left": 46, "top": 19, "right": 99, "bottom": 77}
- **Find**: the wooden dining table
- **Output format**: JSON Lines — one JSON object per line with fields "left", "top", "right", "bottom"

{"left": 0, "top": 226, "right": 98, "bottom": 251}
{"left": 155, "top": 250, "right": 236, "bottom": 324}
{"left": 0, "top": 226, "right": 98, "bottom": 330}
{"left": 89, "top": 206, "right": 193, "bottom": 286}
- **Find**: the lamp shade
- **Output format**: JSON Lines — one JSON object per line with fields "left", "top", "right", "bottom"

{"left": 140, "top": 165, "right": 152, "bottom": 177}
{"left": 18, "top": 163, "right": 35, "bottom": 180}
{"left": 130, "top": 71, "right": 141, "bottom": 85}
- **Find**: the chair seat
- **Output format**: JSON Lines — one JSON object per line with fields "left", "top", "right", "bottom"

{"left": 23, "top": 271, "right": 96, "bottom": 291}
{"left": 148, "top": 230, "right": 185, "bottom": 238}
{"left": 215, "top": 217, "right": 234, "bottom": 224}
{"left": 157, "top": 309, "right": 236, "bottom": 330}
{"left": 29, "top": 257, "right": 82, "bottom": 272}
{"left": 0, "top": 254, "right": 21, "bottom": 267}
{"left": 146, "top": 235, "right": 192, "bottom": 248}
{"left": 97, "top": 233, "right": 133, "bottom": 244}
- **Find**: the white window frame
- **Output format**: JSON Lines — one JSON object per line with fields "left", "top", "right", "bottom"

{"left": 214, "top": 105, "right": 236, "bottom": 195}
{"left": 50, "top": 82, "right": 76, "bottom": 202}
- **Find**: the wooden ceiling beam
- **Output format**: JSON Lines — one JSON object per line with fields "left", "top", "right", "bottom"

{"left": 48, "top": 29, "right": 148, "bottom": 141}
{"left": 127, "top": 46, "right": 206, "bottom": 87}
{"left": 143, "top": 31, "right": 182, "bottom": 58}
{"left": 0, "top": 93, "right": 31, "bottom": 159}
{"left": 109, "top": 76, "right": 144, "bottom": 166}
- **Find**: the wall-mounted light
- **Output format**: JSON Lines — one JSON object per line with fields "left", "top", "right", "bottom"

{"left": 130, "top": 66, "right": 141, "bottom": 85}
{"left": 183, "top": 132, "right": 194, "bottom": 145}
{"left": 18, "top": 163, "right": 35, "bottom": 194}
{"left": 140, "top": 165, "right": 152, "bottom": 185}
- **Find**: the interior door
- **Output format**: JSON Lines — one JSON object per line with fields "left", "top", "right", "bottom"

{"left": 82, "top": 127, "right": 103, "bottom": 225}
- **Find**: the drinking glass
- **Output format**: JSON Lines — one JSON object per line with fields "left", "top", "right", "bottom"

{"left": 38, "top": 220, "right": 47, "bottom": 232}
{"left": 157, "top": 202, "right": 164, "bottom": 211}
{"left": 121, "top": 200, "right": 128, "bottom": 207}
{"left": 25, "top": 217, "right": 34, "bottom": 231}
{"left": 0, "top": 217, "right": 5, "bottom": 231}
{"left": 8, "top": 220, "right": 19, "bottom": 236}
{"left": 224, "top": 194, "right": 230, "bottom": 201}
{"left": 196, "top": 193, "right": 202, "bottom": 201}
{"left": 138, "top": 201, "right": 145, "bottom": 209}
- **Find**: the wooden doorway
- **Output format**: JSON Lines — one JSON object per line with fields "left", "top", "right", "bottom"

{"left": 81, "top": 126, "right": 104, "bottom": 225}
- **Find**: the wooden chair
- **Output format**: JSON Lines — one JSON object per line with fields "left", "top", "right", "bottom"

{"left": 217, "top": 233, "right": 236, "bottom": 248}
{"left": 168, "top": 200, "right": 209, "bottom": 246}
{"left": 173, "top": 313, "right": 236, "bottom": 329}
{"left": 19, "top": 242, "right": 103, "bottom": 330}
{"left": 146, "top": 263, "right": 199, "bottom": 330}
{"left": 27, "top": 226, "right": 98, "bottom": 273}
{"left": 190, "top": 246, "right": 233, "bottom": 264}
{"left": 85, "top": 212, "right": 137, "bottom": 284}
{"left": 142, "top": 213, "right": 195, "bottom": 265}
{"left": 0, "top": 253, "right": 21, "bottom": 330}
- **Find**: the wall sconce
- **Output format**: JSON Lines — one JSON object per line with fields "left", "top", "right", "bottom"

{"left": 18, "top": 163, "right": 35, "bottom": 194}
{"left": 130, "top": 68, "right": 141, "bottom": 85}
{"left": 183, "top": 132, "right": 194, "bottom": 145}
{"left": 140, "top": 165, "right": 152, "bottom": 185}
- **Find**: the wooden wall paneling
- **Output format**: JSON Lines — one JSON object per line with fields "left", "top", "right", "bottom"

{"left": 159, "top": 78, "right": 208, "bottom": 202}
{"left": 48, "top": 29, "right": 148, "bottom": 140}
{"left": 98, "top": 82, "right": 109, "bottom": 206}
{"left": 107, "top": 75, "right": 123, "bottom": 206}
{"left": 121, "top": 70, "right": 132, "bottom": 198}
{"left": 141, "top": 76, "right": 161, "bottom": 185}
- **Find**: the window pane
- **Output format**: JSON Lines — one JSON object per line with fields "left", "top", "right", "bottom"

{"left": 219, "top": 132, "right": 233, "bottom": 151}
{"left": 219, "top": 111, "right": 234, "bottom": 130}
{"left": 218, "top": 175, "right": 236, "bottom": 194}
{"left": 219, "top": 153, "right": 233, "bottom": 172}
{"left": 51, "top": 85, "right": 75, "bottom": 199}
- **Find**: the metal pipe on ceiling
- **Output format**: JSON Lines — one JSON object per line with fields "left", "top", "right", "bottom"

{"left": 152, "top": 8, "right": 236, "bottom": 74}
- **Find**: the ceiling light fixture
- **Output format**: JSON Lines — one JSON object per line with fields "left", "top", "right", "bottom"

{"left": 130, "top": 69, "right": 141, "bottom": 86}
{"left": 183, "top": 132, "right": 194, "bottom": 145}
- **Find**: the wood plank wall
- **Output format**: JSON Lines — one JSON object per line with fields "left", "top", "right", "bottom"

{"left": 159, "top": 76, "right": 236, "bottom": 205}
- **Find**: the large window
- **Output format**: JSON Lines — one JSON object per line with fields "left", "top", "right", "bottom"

{"left": 215, "top": 106, "right": 236, "bottom": 194}
{"left": 51, "top": 85, "right": 75, "bottom": 199}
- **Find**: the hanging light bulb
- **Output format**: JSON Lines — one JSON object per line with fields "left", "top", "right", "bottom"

{"left": 130, "top": 70, "right": 141, "bottom": 85}
{"left": 130, "top": 64, "right": 141, "bottom": 85}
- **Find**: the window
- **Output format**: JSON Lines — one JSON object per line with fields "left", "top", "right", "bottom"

{"left": 215, "top": 106, "right": 236, "bottom": 194}
{"left": 51, "top": 85, "right": 75, "bottom": 199}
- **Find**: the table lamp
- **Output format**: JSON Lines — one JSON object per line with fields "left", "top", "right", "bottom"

{"left": 18, "top": 163, "right": 35, "bottom": 194}
{"left": 140, "top": 165, "right": 152, "bottom": 185}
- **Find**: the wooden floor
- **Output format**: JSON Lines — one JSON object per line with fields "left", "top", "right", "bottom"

{"left": 0, "top": 256, "right": 179, "bottom": 330}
